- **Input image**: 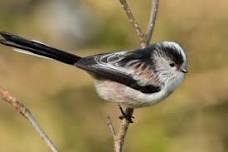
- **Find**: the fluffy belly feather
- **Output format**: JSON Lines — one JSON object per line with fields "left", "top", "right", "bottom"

{"left": 95, "top": 80, "right": 169, "bottom": 108}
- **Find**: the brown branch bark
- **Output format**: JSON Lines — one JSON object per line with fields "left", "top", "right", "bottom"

{"left": 107, "top": 108, "right": 133, "bottom": 152}
{"left": 107, "top": 116, "right": 116, "bottom": 139}
{"left": 114, "top": 108, "right": 133, "bottom": 152}
{"left": 145, "top": 0, "right": 160, "bottom": 46}
{"left": 0, "top": 87, "right": 59, "bottom": 152}
{"left": 119, "top": 0, "right": 146, "bottom": 48}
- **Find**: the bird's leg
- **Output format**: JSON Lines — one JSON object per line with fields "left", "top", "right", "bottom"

{"left": 118, "top": 105, "right": 134, "bottom": 123}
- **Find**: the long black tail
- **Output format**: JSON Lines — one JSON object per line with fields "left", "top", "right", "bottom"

{"left": 0, "top": 32, "right": 81, "bottom": 65}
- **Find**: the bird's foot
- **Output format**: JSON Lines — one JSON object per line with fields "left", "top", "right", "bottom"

{"left": 118, "top": 105, "right": 134, "bottom": 123}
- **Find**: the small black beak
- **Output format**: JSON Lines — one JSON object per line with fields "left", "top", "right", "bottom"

{"left": 181, "top": 69, "right": 188, "bottom": 73}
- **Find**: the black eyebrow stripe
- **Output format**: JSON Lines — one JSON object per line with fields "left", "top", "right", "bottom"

{"left": 158, "top": 45, "right": 184, "bottom": 65}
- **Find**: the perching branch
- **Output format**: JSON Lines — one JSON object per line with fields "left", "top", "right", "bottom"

{"left": 108, "top": 0, "right": 160, "bottom": 152}
{"left": 0, "top": 87, "right": 59, "bottom": 152}
{"left": 107, "top": 116, "right": 116, "bottom": 139}
{"left": 107, "top": 108, "right": 133, "bottom": 152}
{"left": 119, "top": 0, "right": 146, "bottom": 48}
{"left": 145, "top": 0, "right": 160, "bottom": 46}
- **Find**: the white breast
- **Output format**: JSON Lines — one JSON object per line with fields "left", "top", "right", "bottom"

{"left": 94, "top": 73, "right": 185, "bottom": 108}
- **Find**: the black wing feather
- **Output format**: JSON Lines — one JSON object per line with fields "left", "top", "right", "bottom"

{"left": 76, "top": 50, "right": 161, "bottom": 94}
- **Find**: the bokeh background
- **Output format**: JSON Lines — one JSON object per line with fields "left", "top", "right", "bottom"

{"left": 0, "top": 0, "right": 228, "bottom": 151}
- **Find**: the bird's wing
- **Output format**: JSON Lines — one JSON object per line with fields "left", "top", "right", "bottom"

{"left": 76, "top": 49, "right": 162, "bottom": 94}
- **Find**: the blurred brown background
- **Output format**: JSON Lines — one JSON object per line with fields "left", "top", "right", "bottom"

{"left": 0, "top": 0, "right": 228, "bottom": 152}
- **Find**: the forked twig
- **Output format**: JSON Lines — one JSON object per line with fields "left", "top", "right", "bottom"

{"left": 145, "top": 0, "right": 160, "bottom": 46}
{"left": 107, "top": 108, "right": 133, "bottom": 152}
{"left": 119, "top": 0, "right": 146, "bottom": 48}
{"left": 0, "top": 87, "right": 59, "bottom": 152}
{"left": 108, "top": 0, "right": 160, "bottom": 152}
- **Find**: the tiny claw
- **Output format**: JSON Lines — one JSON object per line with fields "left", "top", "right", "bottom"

{"left": 118, "top": 105, "right": 134, "bottom": 123}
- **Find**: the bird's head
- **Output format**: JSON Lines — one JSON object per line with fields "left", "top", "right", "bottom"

{"left": 151, "top": 41, "right": 188, "bottom": 90}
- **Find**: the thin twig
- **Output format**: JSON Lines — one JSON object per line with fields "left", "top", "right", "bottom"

{"left": 145, "top": 0, "right": 160, "bottom": 46}
{"left": 119, "top": 0, "right": 146, "bottom": 48}
{"left": 107, "top": 116, "right": 116, "bottom": 138}
{"left": 107, "top": 108, "right": 133, "bottom": 152}
{"left": 114, "top": 108, "right": 133, "bottom": 152}
{"left": 0, "top": 87, "right": 59, "bottom": 152}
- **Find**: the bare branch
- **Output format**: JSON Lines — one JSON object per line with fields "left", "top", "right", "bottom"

{"left": 114, "top": 108, "right": 133, "bottom": 152}
{"left": 145, "top": 0, "right": 160, "bottom": 46}
{"left": 107, "top": 116, "right": 116, "bottom": 138}
{"left": 0, "top": 87, "right": 59, "bottom": 152}
{"left": 107, "top": 108, "right": 133, "bottom": 152}
{"left": 118, "top": 0, "right": 146, "bottom": 48}
{"left": 110, "top": 0, "right": 160, "bottom": 151}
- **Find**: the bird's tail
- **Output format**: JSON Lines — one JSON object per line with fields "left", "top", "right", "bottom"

{"left": 0, "top": 32, "right": 81, "bottom": 65}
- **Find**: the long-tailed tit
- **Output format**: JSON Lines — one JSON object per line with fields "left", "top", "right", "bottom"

{"left": 0, "top": 32, "right": 188, "bottom": 119}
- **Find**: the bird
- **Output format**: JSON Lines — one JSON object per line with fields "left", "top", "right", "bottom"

{"left": 0, "top": 32, "right": 188, "bottom": 122}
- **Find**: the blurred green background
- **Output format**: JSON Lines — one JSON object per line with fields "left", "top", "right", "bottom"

{"left": 0, "top": 0, "right": 228, "bottom": 151}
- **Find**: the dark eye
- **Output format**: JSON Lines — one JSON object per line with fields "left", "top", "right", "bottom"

{"left": 169, "top": 63, "right": 175, "bottom": 67}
